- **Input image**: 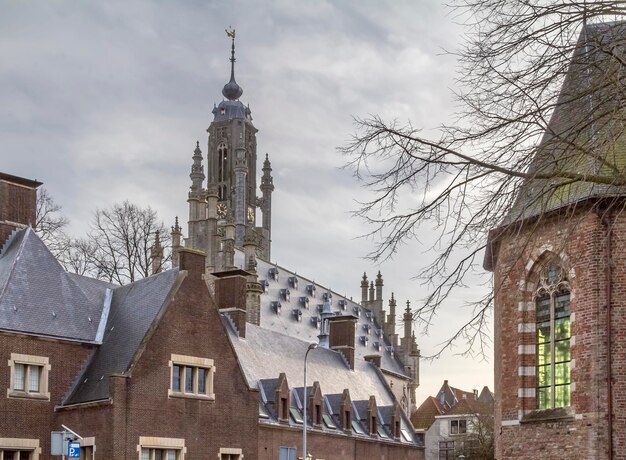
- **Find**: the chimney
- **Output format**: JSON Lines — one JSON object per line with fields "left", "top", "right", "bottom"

{"left": 328, "top": 315, "right": 357, "bottom": 370}
{"left": 0, "top": 172, "right": 42, "bottom": 245}
{"left": 213, "top": 269, "right": 249, "bottom": 337}
{"left": 178, "top": 248, "right": 206, "bottom": 281}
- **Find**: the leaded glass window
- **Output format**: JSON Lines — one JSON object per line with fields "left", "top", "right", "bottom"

{"left": 535, "top": 263, "right": 571, "bottom": 409}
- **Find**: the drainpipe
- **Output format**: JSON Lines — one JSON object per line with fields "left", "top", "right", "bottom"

{"left": 602, "top": 212, "right": 613, "bottom": 460}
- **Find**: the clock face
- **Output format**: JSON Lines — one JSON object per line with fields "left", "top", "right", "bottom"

{"left": 247, "top": 206, "right": 255, "bottom": 224}
{"left": 217, "top": 202, "right": 228, "bottom": 219}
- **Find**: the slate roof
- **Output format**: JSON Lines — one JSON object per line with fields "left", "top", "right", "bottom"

{"left": 66, "top": 268, "right": 182, "bottom": 404}
{"left": 0, "top": 228, "right": 110, "bottom": 342}
{"left": 225, "top": 319, "right": 419, "bottom": 445}
{"left": 486, "top": 21, "right": 626, "bottom": 269}
{"left": 233, "top": 251, "right": 409, "bottom": 379}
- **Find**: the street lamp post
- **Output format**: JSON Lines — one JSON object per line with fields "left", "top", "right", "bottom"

{"left": 303, "top": 342, "right": 318, "bottom": 460}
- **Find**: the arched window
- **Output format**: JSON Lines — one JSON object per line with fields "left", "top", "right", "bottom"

{"left": 217, "top": 143, "right": 228, "bottom": 183}
{"left": 535, "top": 262, "right": 571, "bottom": 409}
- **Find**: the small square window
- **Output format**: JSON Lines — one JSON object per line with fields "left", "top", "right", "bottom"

{"left": 169, "top": 354, "right": 215, "bottom": 400}
{"left": 7, "top": 353, "right": 50, "bottom": 400}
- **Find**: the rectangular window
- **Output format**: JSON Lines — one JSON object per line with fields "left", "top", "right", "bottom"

{"left": 7, "top": 353, "right": 50, "bottom": 400}
{"left": 0, "top": 438, "right": 40, "bottom": 460}
{"left": 141, "top": 448, "right": 179, "bottom": 460}
{"left": 278, "top": 447, "right": 296, "bottom": 460}
{"left": 450, "top": 419, "right": 467, "bottom": 435}
{"left": 438, "top": 441, "right": 454, "bottom": 460}
{"left": 218, "top": 448, "right": 243, "bottom": 460}
{"left": 168, "top": 355, "right": 214, "bottom": 400}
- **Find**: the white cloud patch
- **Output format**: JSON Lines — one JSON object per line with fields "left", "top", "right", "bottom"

{"left": 0, "top": 0, "right": 492, "bottom": 400}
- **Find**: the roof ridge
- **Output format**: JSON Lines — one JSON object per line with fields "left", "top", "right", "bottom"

{"left": 0, "top": 228, "right": 29, "bottom": 305}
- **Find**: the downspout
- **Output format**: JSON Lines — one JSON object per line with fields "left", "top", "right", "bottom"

{"left": 602, "top": 211, "right": 613, "bottom": 460}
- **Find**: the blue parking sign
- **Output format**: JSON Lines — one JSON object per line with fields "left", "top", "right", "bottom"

{"left": 68, "top": 441, "right": 81, "bottom": 458}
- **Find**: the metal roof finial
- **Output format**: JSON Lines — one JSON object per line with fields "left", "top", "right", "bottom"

{"left": 222, "top": 27, "right": 243, "bottom": 100}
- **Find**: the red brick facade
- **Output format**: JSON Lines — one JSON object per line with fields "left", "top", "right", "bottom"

{"left": 0, "top": 173, "right": 41, "bottom": 244}
{"left": 2, "top": 250, "right": 259, "bottom": 459}
{"left": 491, "top": 207, "right": 622, "bottom": 459}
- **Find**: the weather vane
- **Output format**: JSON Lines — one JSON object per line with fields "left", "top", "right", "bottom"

{"left": 225, "top": 27, "right": 236, "bottom": 40}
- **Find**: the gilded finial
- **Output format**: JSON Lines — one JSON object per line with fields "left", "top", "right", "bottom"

{"left": 225, "top": 27, "right": 236, "bottom": 40}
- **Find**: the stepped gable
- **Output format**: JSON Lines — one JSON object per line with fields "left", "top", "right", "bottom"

{"left": 0, "top": 227, "right": 108, "bottom": 342}
{"left": 66, "top": 268, "right": 182, "bottom": 404}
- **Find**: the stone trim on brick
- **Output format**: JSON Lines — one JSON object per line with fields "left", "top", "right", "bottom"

{"left": 0, "top": 438, "right": 41, "bottom": 459}
{"left": 518, "top": 323, "right": 536, "bottom": 333}
{"left": 137, "top": 437, "right": 186, "bottom": 460}
{"left": 218, "top": 447, "right": 243, "bottom": 459}
{"left": 7, "top": 353, "right": 51, "bottom": 400}
{"left": 168, "top": 354, "right": 215, "bottom": 400}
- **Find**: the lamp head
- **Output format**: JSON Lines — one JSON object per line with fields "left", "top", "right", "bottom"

{"left": 308, "top": 343, "right": 318, "bottom": 350}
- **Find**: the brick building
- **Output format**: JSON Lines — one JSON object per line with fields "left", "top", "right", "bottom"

{"left": 485, "top": 22, "right": 626, "bottom": 459}
{"left": 0, "top": 31, "right": 423, "bottom": 460}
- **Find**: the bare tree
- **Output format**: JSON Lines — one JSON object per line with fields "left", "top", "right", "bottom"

{"left": 35, "top": 188, "right": 70, "bottom": 257}
{"left": 75, "top": 201, "right": 171, "bottom": 284}
{"left": 453, "top": 413, "right": 495, "bottom": 460}
{"left": 342, "top": 1, "right": 626, "bottom": 355}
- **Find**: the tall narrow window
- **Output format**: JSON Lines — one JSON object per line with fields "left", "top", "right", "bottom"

{"left": 535, "top": 263, "right": 571, "bottom": 409}
{"left": 218, "top": 143, "right": 228, "bottom": 183}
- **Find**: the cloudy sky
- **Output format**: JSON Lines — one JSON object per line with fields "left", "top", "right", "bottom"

{"left": 0, "top": 1, "right": 493, "bottom": 401}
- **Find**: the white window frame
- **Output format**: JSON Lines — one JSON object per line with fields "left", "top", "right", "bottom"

{"left": 7, "top": 353, "right": 50, "bottom": 400}
{"left": 450, "top": 419, "right": 467, "bottom": 435}
{"left": 218, "top": 447, "right": 243, "bottom": 459}
{"left": 137, "top": 437, "right": 185, "bottom": 460}
{"left": 0, "top": 438, "right": 41, "bottom": 460}
{"left": 168, "top": 354, "right": 215, "bottom": 400}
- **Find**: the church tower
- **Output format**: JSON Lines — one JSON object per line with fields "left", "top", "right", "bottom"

{"left": 206, "top": 29, "right": 272, "bottom": 261}
{"left": 177, "top": 29, "right": 273, "bottom": 272}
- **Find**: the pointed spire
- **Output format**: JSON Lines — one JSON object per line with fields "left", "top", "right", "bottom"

{"left": 189, "top": 141, "right": 205, "bottom": 193}
{"left": 222, "top": 27, "right": 243, "bottom": 101}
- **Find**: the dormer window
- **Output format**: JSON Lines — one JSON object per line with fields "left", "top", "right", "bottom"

{"left": 311, "top": 317, "right": 321, "bottom": 329}
{"left": 260, "top": 279, "right": 269, "bottom": 294}
{"left": 360, "top": 336, "right": 369, "bottom": 346}
{"left": 299, "top": 297, "right": 310, "bottom": 308}
{"left": 376, "top": 328, "right": 383, "bottom": 338}
{"left": 280, "top": 289, "right": 290, "bottom": 302}
{"left": 338, "top": 299, "right": 347, "bottom": 310}
{"left": 316, "top": 304, "right": 324, "bottom": 313}
{"left": 268, "top": 267, "right": 279, "bottom": 282}
{"left": 386, "top": 346, "right": 394, "bottom": 357}
{"left": 288, "top": 276, "right": 299, "bottom": 289}
{"left": 365, "top": 312, "right": 372, "bottom": 321}
{"left": 306, "top": 284, "right": 316, "bottom": 297}
{"left": 363, "top": 324, "right": 372, "bottom": 334}
{"left": 322, "top": 292, "right": 332, "bottom": 303}
{"left": 271, "top": 301, "right": 282, "bottom": 315}
{"left": 353, "top": 306, "right": 361, "bottom": 317}
{"left": 373, "top": 341, "right": 382, "bottom": 351}
{"left": 292, "top": 309, "right": 302, "bottom": 322}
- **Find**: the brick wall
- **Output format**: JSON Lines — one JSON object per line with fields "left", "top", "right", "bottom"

{"left": 107, "top": 252, "right": 259, "bottom": 459}
{"left": 491, "top": 207, "right": 623, "bottom": 459}
{"left": 259, "top": 424, "right": 423, "bottom": 460}
{"left": 0, "top": 332, "right": 95, "bottom": 458}
{"left": 0, "top": 176, "right": 40, "bottom": 245}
